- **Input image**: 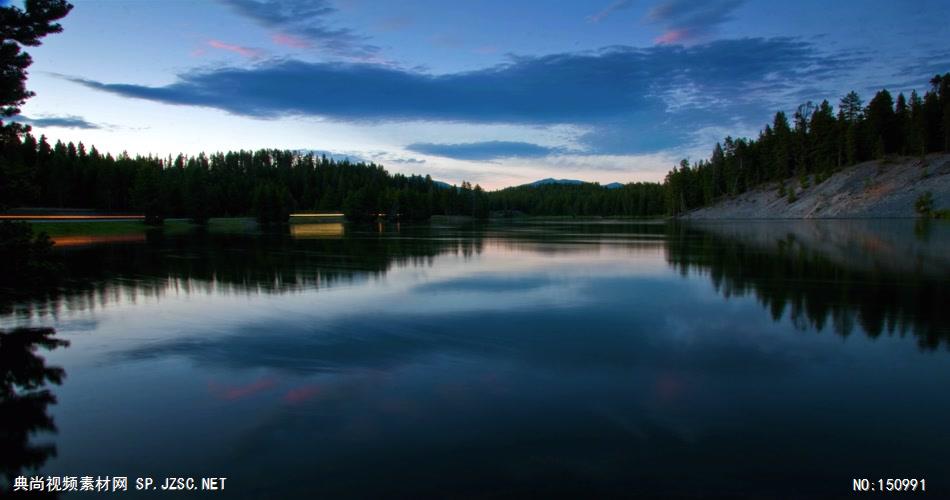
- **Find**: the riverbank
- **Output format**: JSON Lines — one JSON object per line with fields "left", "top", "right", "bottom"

{"left": 684, "top": 153, "right": 950, "bottom": 219}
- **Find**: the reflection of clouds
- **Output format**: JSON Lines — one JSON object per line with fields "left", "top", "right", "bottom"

{"left": 208, "top": 377, "right": 277, "bottom": 401}
{"left": 109, "top": 272, "right": 824, "bottom": 386}
{"left": 204, "top": 299, "right": 858, "bottom": 498}
{"left": 282, "top": 384, "right": 324, "bottom": 404}
{"left": 20, "top": 222, "right": 950, "bottom": 497}
{"left": 13, "top": 234, "right": 672, "bottom": 360}
{"left": 55, "top": 318, "right": 100, "bottom": 333}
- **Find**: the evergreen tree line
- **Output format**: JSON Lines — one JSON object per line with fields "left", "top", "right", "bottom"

{"left": 665, "top": 74, "right": 950, "bottom": 215}
{"left": 488, "top": 182, "right": 666, "bottom": 217}
{"left": 0, "top": 140, "right": 495, "bottom": 223}
{"left": 1, "top": 133, "right": 665, "bottom": 221}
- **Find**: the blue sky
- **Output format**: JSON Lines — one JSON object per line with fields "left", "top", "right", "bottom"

{"left": 16, "top": 0, "right": 950, "bottom": 188}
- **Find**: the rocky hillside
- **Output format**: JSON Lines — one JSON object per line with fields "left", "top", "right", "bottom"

{"left": 685, "top": 154, "right": 950, "bottom": 219}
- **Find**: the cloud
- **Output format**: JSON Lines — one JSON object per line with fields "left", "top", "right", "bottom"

{"left": 14, "top": 114, "right": 101, "bottom": 129}
{"left": 407, "top": 141, "right": 565, "bottom": 161}
{"left": 271, "top": 33, "right": 311, "bottom": 48}
{"left": 588, "top": 0, "right": 634, "bottom": 23}
{"left": 896, "top": 50, "right": 950, "bottom": 85}
{"left": 367, "top": 151, "right": 427, "bottom": 164}
{"left": 655, "top": 29, "right": 688, "bottom": 45}
{"left": 218, "top": 0, "right": 378, "bottom": 58}
{"left": 69, "top": 38, "right": 859, "bottom": 154}
{"left": 296, "top": 149, "right": 366, "bottom": 163}
{"left": 388, "top": 157, "right": 426, "bottom": 164}
{"left": 207, "top": 39, "right": 265, "bottom": 58}
{"left": 647, "top": 0, "right": 744, "bottom": 44}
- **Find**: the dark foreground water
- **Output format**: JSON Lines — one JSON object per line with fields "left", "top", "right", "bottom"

{"left": 2, "top": 220, "right": 949, "bottom": 498}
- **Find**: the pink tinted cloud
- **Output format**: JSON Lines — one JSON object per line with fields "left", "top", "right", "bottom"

{"left": 207, "top": 39, "right": 265, "bottom": 58}
{"left": 655, "top": 29, "right": 689, "bottom": 45}
{"left": 272, "top": 33, "right": 312, "bottom": 49}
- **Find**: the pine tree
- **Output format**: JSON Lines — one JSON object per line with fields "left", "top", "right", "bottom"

{"left": 907, "top": 90, "right": 926, "bottom": 156}
{"left": 130, "top": 164, "right": 164, "bottom": 225}
{"left": 771, "top": 111, "right": 792, "bottom": 180}
{"left": 894, "top": 92, "right": 909, "bottom": 154}
{"left": 0, "top": 0, "right": 73, "bottom": 208}
{"left": 865, "top": 90, "right": 896, "bottom": 158}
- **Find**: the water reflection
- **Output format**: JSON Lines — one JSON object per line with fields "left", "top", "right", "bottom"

{"left": 0, "top": 327, "right": 68, "bottom": 496}
{"left": 669, "top": 221, "right": 950, "bottom": 349}
{"left": 1, "top": 220, "right": 949, "bottom": 497}
{"left": 6, "top": 220, "right": 947, "bottom": 350}
{"left": 1, "top": 226, "right": 486, "bottom": 317}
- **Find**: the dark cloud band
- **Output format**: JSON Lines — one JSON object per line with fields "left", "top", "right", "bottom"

{"left": 69, "top": 37, "right": 862, "bottom": 154}
{"left": 13, "top": 115, "right": 101, "bottom": 129}
{"left": 407, "top": 141, "right": 564, "bottom": 161}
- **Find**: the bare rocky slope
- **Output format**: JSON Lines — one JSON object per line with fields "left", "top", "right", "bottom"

{"left": 685, "top": 154, "right": 950, "bottom": 219}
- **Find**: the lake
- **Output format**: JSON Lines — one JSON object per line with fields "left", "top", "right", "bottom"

{"left": 2, "top": 219, "right": 949, "bottom": 498}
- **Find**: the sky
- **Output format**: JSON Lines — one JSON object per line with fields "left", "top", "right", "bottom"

{"left": 13, "top": 0, "right": 950, "bottom": 188}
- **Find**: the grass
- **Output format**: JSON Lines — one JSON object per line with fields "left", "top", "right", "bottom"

{"left": 30, "top": 217, "right": 257, "bottom": 237}
{"left": 30, "top": 220, "right": 160, "bottom": 237}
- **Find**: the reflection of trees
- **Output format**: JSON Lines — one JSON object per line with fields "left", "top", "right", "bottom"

{"left": 0, "top": 327, "right": 69, "bottom": 495}
{"left": 0, "top": 221, "right": 675, "bottom": 317}
{"left": 666, "top": 224, "right": 950, "bottom": 350}
{"left": 1, "top": 227, "right": 488, "bottom": 316}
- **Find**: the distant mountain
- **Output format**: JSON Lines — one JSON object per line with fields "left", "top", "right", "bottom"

{"left": 527, "top": 178, "right": 585, "bottom": 187}
{"left": 521, "top": 178, "right": 625, "bottom": 189}
{"left": 294, "top": 149, "right": 366, "bottom": 163}
{"left": 422, "top": 178, "right": 626, "bottom": 190}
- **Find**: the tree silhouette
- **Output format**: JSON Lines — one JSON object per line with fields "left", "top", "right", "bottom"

{"left": 0, "top": 327, "right": 69, "bottom": 496}
{"left": 661, "top": 73, "right": 949, "bottom": 215}
{"left": 1, "top": 0, "right": 72, "bottom": 208}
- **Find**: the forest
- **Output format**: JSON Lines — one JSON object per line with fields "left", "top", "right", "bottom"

{"left": 664, "top": 75, "right": 950, "bottom": 215}
{"left": 0, "top": 143, "right": 493, "bottom": 223}
{"left": 488, "top": 181, "right": 665, "bottom": 217}
{"left": 0, "top": 134, "right": 668, "bottom": 221}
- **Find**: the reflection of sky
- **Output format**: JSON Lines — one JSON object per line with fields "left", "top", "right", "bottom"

{"left": 10, "top": 227, "right": 947, "bottom": 495}
{"left": 23, "top": 241, "right": 669, "bottom": 362}
{"left": 27, "top": 240, "right": 950, "bottom": 496}
{"left": 16, "top": 0, "right": 950, "bottom": 188}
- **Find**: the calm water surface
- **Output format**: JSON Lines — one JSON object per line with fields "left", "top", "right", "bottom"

{"left": 2, "top": 220, "right": 949, "bottom": 498}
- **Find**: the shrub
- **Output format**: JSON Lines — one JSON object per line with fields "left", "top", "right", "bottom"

{"left": 0, "top": 221, "right": 62, "bottom": 290}
{"left": 800, "top": 173, "right": 810, "bottom": 189}
{"left": 915, "top": 192, "right": 934, "bottom": 217}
